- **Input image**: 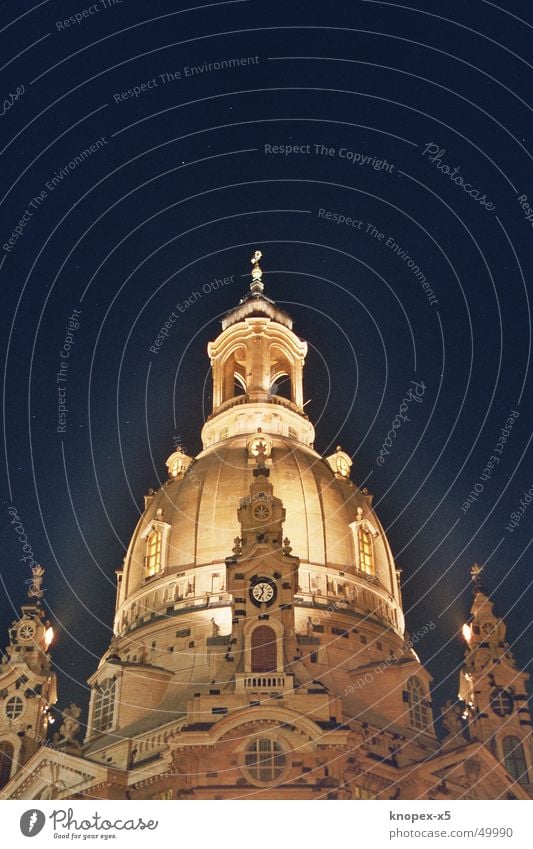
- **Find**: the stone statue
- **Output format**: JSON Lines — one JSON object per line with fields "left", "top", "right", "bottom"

{"left": 440, "top": 700, "right": 465, "bottom": 744}
{"left": 210, "top": 618, "right": 220, "bottom": 638}
{"left": 470, "top": 562, "right": 484, "bottom": 591}
{"left": 464, "top": 756, "right": 482, "bottom": 784}
{"left": 27, "top": 564, "right": 45, "bottom": 599}
{"left": 56, "top": 703, "right": 82, "bottom": 749}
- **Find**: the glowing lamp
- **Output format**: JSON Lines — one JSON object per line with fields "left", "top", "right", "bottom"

{"left": 462, "top": 623, "right": 472, "bottom": 643}
{"left": 44, "top": 626, "right": 54, "bottom": 649}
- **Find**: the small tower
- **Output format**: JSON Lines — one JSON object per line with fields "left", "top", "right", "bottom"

{"left": 0, "top": 565, "right": 57, "bottom": 789}
{"left": 202, "top": 250, "right": 313, "bottom": 448}
{"left": 459, "top": 564, "right": 532, "bottom": 793}
{"left": 226, "top": 448, "right": 300, "bottom": 685}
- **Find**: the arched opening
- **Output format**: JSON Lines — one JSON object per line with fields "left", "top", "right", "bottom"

{"left": 251, "top": 625, "right": 278, "bottom": 673}
{"left": 270, "top": 370, "right": 291, "bottom": 400}
{"left": 503, "top": 736, "right": 529, "bottom": 785}
{"left": 0, "top": 741, "right": 14, "bottom": 788}
{"left": 269, "top": 346, "right": 295, "bottom": 402}
{"left": 221, "top": 347, "right": 247, "bottom": 402}
{"left": 233, "top": 371, "right": 247, "bottom": 396}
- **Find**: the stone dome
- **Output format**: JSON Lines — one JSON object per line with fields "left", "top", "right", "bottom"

{"left": 119, "top": 434, "right": 399, "bottom": 602}
{"left": 112, "top": 255, "right": 404, "bottom": 644}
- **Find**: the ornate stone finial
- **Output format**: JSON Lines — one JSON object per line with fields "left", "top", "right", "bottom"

{"left": 253, "top": 441, "right": 270, "bottom": 478}
{"left": 470, "top": 562, "right": 484, "bottom": 593}
{"left": 282, "top": 536, "right": 292, "bottom": 555}
{"left": 250, "top": 249, "right": 264, "bottom": 295}
{"left": 232, "top": 536, "right": 242, "bottom": 556}
{"left": 27, "top": 564, "right": 45, "bottom": 600}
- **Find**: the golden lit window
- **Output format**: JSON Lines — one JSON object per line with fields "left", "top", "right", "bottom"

{"left": 352, "top": 786, "right": 372, "bottom": 799}
{"left": 407, "top": 676, "right": 429, "bottom": 730}
{"left": 358, "top": 526, "right": 374, "bottom": 574}
{"left": 151, "top": 788, "right": 173, "bottom": 799}
{"left": 244, "top": 738, "right": 286, "bottom": 783}
{"left": 93, "top": 678, "right": 116, "bottom": 733}
{"left": 145, "top": 528, "right": 162, "bottom": 578}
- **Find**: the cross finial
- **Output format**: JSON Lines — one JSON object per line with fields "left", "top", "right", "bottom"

{"left": 252, "top": 440, "right": 270, "bottom": 478}
{"left": 250, "top": 249, "right": 264, "bottom": 294}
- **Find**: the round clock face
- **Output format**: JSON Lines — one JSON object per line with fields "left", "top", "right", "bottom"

{"left": 250, "top": 578, "right": 277, "bottom": 606}
{"left": 18, "top": 621, "right": 36, "bottom": 642}
{"left": 252, "top": 502, "right": 272, "bottom": 522}
{"left": 481, "top": 620, "right": 495, "bottom": 637}
{"left": 490, "top": 688, "right": 513, "bottom": 717}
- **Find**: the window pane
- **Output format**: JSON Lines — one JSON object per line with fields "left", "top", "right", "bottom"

{"left": 407, "top": 676, "right": 428, "bottom": 730}
{"left": 245, "top": 738, "right": 286, "bottom": 783}
{"left": 503, "top": 736, "right": 528, "bottom": 785}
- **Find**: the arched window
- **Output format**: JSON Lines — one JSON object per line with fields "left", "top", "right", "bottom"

{"left": 407, "top": 676, "right": 429, "bottom": 730}
{"left": 358, "top": 527, "right": 374, "bottom": 574}
{"left": 251, "top": 625, "right": 277, "bottom": 673}
{"left": 93, "top": 678, "right": 116, "bottom": 733}
{"left": 0, "top": 741, "right": 14, "bottom": 788}
{"left": 244, "top": 738, "right": 286, "bottom": 783}
{"left": 145, "top": 528, "right": 162, "bottom": 578}
{"left": 503, "top": 736, "right": 529, "bottom": 785}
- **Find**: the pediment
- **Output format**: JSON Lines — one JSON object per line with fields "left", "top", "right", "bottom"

{"left": 401, "top": 742, "right": 530, "bottom": 800}
{"left": 1, "top": 745, "right": 113, "bottom": 800}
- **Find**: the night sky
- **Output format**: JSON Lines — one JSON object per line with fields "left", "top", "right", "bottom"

{"left": 1, "top": 0, "right": 531, "bottom": 731}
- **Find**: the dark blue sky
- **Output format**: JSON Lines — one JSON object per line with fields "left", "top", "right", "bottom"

{"left": 1, "top": 0, "right": 531, "bottom": 727}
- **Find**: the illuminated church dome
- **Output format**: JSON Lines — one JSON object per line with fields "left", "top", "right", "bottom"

{"left": 118, "top": 250, "right": 402, "bottom": 630}
{"left": 2, "top": 251, "right": 531, "bottom": 801}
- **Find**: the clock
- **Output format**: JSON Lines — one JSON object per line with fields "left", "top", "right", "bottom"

{"left": 252, "top": 502, "right": 272, "bottom": 522}
{"left": 490, "top": 687, "right": 513, "bottom": 717}
{"left": 249, "top": 577, "right": 277, "bottom": 607}
{"left": 17, "top": 621, "right": 36, "bottom": 642}
{"left": 481, "top": 620, "right": 496, "bottom": 638}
